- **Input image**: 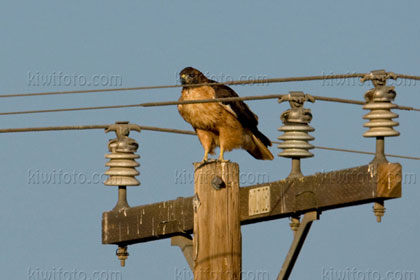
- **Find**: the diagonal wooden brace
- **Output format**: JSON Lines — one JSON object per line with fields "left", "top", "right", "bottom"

{"left": 277, "top": 211, "right": 319, "bottom": 280}
{"left": 171, "top": 235, "right": 194, "bottom": 271}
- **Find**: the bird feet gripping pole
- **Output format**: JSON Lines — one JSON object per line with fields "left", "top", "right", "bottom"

{"left": 104, "top": 121, "right": 141, "bottom": 267}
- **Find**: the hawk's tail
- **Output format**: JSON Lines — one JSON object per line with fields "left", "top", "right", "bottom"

{"left": 246, "top": 132, "right": 274, "bottom": 160}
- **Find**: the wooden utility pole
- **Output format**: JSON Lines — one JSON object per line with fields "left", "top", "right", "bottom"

{"left": 193, "top": 161, "right": 241, "bottom": 280}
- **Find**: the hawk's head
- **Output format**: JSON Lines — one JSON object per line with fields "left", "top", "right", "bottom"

{"left": 180, "top": 67, "right": 208, "bottom": 85}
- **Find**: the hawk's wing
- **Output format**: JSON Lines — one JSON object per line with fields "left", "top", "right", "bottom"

{"left": 210, "top": 81, "right": 271, "bottom": 147}
{"left": 210, "top": 80, "right": 258, "bottom": 127}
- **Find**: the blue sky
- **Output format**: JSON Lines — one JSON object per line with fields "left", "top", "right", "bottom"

{"left": 1, "top": 1, "right": 419, "bottom": 279}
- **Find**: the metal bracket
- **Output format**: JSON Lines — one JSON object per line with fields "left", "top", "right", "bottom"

{"left": 171, "top": 235, "right": 194, "bottom": 271}
{"left": 277, "top": 211, "right": 320, "bottom": 280}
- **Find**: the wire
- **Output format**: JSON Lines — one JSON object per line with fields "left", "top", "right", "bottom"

{"left": 273, "top": 142, "right": 420, "bottom": 161}
{"left": 0, "top": 95, "right": 289, "bottom": 116}
{"left": 395, "top": 73, "right": 420, "bottom": 81}
{"left": 0, "top": 124, "right": 418, "bottom": 160}
{"left": 139, "top": 95, "right": 420, "bottom": 112}
{"left": 0, "top": 73, "right": 366, "bottom": 99}
{"left": 140, "top": 94, "right": 286, "bottom": 107}
{"left": 315, "top": 145, "right": 420, "bottom": 161}
{"left": 0, "top": 72, "right": 418, "bottom": 99}
{"left": 0, "top": 85, "right": 181, "bottom": 98}
{"left": 0, "top": 125, "right": 108, "bottom": 132}
{"left": 1, "top": 93, "right": 419, "bottom": 116}
{"left": 312, "top": 96, "right": 420, "bottom": 112}
{"left": 0, "top": 124, "right": 196, "bottom": 135}
{"left": 0, "top": 104, "right": 142, "bottom": 116}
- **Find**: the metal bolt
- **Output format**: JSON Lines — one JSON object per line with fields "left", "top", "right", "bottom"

{"left": 373, "top": 201, "right": 386, "bottom": 223}
{"left": 211, "top": 176, "right": 225, "bottom": 190}
{"left": 289, "top": 216, "right": 300, "bottom": 236}
{"left": 116, "top": 246, "right": 129, "bottom": 267}
{"left": 193, "top": 193, "right": 201, "bottom": 213}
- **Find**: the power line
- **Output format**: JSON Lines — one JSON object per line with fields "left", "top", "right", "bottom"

{"left": 0, "top": 124, "right": 417, "bottom": 160}
{"left": 140, "top": 95, "right": 371, "bottom": 107}
{"left": 0, "top": 85, "right": 181, "bottom": 99}
{"left": 0, "top": 73, "right": 367, "bottom": 99}
{"left": 0, "top": 125, "right": 108, "bottom": 132}
{"left": 312, "top": 96, "right": 419, "bottom": 112}
{"left": 1, "top": 72, "right": 419, "bottom": 100}
{"left": 0, "top": 93, "right": 419, "bottom": 116}
{"left": 140, "top": 94, "right": 286, "bottom": 107}
{"left": 0, "top": 104, "right": 142, "bottom": 116}
{"left": 0, "top": 124, "right": 196, "bottom": 135}
{"left": 288, "top": 143, "right": 420, "bottom": 161}
{"left": 395, "top": 73, "right": 420, "bottom": 81}
{"left": 141, "top": 95, "right": 420, "bottom": 112}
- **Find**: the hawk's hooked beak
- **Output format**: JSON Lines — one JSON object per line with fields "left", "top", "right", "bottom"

{"left": 180, "top": 73, "right": 187, "bottom": 84}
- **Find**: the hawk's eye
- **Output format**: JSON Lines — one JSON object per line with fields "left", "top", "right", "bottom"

{"left": 189, "top": 74, "right": 195, "bottom": 78}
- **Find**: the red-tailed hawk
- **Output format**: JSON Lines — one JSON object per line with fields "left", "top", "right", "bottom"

{"left": 177, "top": 67, "right": 274, "bottom": 162}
